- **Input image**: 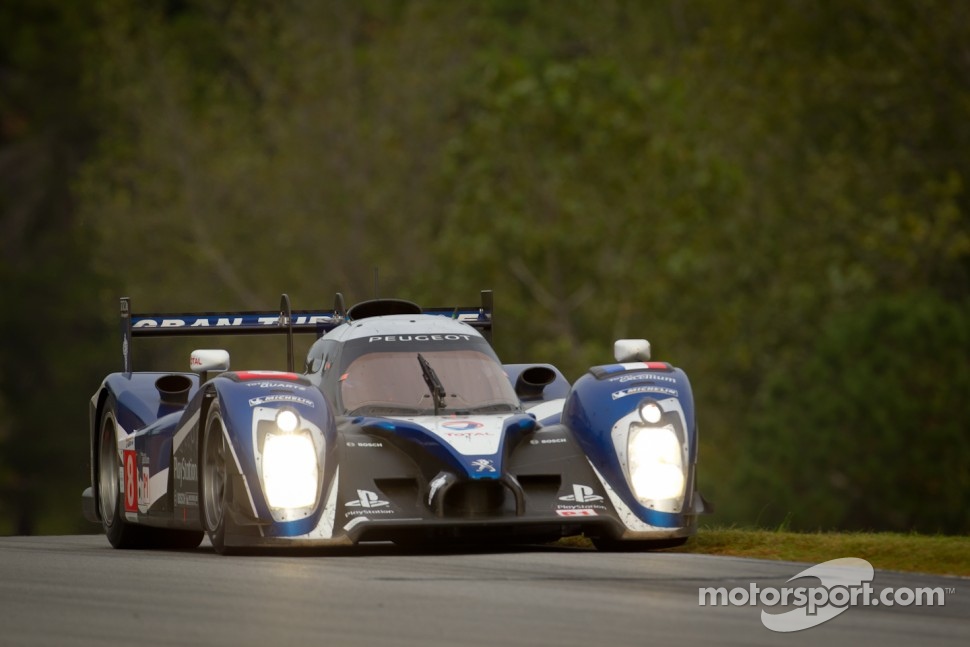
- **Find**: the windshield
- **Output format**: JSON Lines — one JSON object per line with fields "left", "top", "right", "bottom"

{"left": 339, "top": 348, "right": 519, "bottom": 416}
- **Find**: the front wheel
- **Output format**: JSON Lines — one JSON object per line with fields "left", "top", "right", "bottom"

{"left": 201, "top": 399, "right": 237, "bottom": 554}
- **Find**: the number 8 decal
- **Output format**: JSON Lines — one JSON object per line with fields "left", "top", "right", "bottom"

{"left": 124, "top": 450, "right": 138, "bottom": 512}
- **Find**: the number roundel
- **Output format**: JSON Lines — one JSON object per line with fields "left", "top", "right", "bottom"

{"left": 124, "top": 451, "right": 137, "bottom": 512}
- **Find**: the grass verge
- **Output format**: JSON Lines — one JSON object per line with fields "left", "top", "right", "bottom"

{"left": 679, "top": 527, "right": 970, "bottom": 577}
{"left": 562, "top": 527, "right": 970, "bottom": 577}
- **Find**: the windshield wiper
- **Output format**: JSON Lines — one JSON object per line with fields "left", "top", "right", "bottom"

{"left": 417, "top": 353, "right": 447, "bottom": 416}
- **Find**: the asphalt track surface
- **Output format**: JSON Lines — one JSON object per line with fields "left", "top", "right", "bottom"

{"left": 0, "top": 535, "right": 966, "bottom": 646}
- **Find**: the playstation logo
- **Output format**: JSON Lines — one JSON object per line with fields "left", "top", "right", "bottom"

{"left": 559, "top": 484, "right": 603, "bottom": 503}
{"left": 345, "top": 489, "right": 390, "bottom": 508}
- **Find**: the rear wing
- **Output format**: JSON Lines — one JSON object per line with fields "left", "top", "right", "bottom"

{"left": 120, "top": 291, "right": 493, "bottom": 373}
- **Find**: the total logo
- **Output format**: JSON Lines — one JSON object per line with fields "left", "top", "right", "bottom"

{"left": 345, "top": 490, "right": 389, "bottom": 509}
{"left": 559, "top": 484, "right": 604, "bottom": 504}
{"left": 442, "top": 420, "right": 484, "bottom": 431}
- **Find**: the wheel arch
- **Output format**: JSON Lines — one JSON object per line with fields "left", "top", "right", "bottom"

{"left": 196, "top": 374, "right": 339, "bottom": 541}
{"left": 89, "top": 387, "right": 112, "bottom": 522}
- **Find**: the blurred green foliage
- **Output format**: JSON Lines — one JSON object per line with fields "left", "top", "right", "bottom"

{"left": 1, "top": 0, "right": 967, "bottom": 534}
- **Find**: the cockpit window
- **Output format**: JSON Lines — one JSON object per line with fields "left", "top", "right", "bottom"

{"left": 339, "top": 348, "right": 518, "bottom": 416}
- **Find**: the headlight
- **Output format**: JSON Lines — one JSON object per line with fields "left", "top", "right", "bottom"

{"left": 275, "top": 409, "right": 300, "bottom": 433}
{"left": 262, "top": 432, "right": 318, "bottom": 509}
{"left": 638, "top": 401, "right": 663, "bottom": 424}
{"left": 628, "top": 425, "right": 685, "bottom": 501}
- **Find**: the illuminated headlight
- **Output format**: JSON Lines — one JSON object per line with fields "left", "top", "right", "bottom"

{"left": 275, "top": 409, "right": 300, "bottom": 433}
{"left": 262, "top": 433, "right": 318, "bottom": 509}
{"left": 638, "top": 401, "right": 663, "bottom": 424}
{"left": 628, "top": 425, "right": 685, "bottom": 501}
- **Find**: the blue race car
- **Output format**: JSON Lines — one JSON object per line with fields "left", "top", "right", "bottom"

{"left": 82, "top": 292, "right": 709, "bottom": 554}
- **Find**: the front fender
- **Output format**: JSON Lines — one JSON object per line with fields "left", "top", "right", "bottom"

{"left": 208, "top": 373, "right": 338, "bottom": 536}
{"left": 562, "top": 363, "right": 698, "bottom": 529}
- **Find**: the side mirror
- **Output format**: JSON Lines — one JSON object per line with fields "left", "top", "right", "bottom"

{"left": 614, "top": 339, "right": 651, "bottom": 362}
{"left": 190, "top": 349, "right": 230, "bottom": 373}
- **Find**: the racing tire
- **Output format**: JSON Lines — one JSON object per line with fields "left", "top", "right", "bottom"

{"left": 97, "top": 396, "right": 204, "bottom": 550}
{"left": 592, "top": 536, "right": 689, "bottom": 552}
{"left": 201, "top": 399, "right": 238, "bottom": 555}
